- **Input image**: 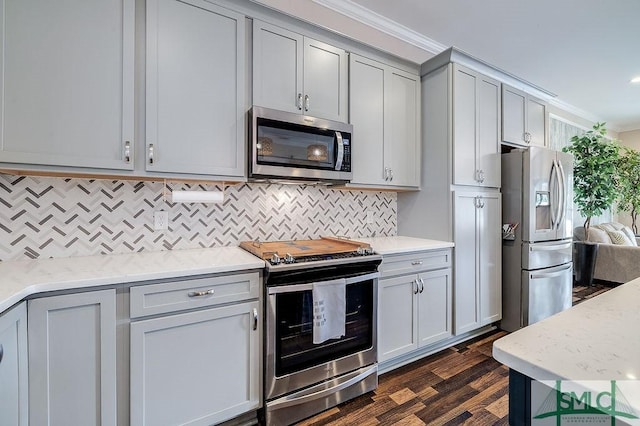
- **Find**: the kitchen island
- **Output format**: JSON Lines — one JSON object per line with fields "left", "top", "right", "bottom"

{"left": 493, "top": 278, "right": 640, "bottom": 423}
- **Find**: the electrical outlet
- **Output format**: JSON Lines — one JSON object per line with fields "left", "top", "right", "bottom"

{"left": 154, "top": 210, "right": 168, "bottom": 231}
{"left": 366, "top": 211, "right": 374, "bottom": 224}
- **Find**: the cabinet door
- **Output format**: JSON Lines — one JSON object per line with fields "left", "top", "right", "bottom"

{"left": 146, "top": 0, "right": 245, "bottom": 176}
{"left": 527, "top": 96, "right": 548, "bottom": 147}
{"left": 477, "top": 76, "right": 501, "bottom": 187}
{"left": 378, "top": 275, "right": 418, "bottom": 362}
{"left": 28, "top": 290, "right": 117, "bottom": 426}
{"left": 502, "top": 85, "right": 527, "bottom": 146}
{"left": 130, "top": 301, "right": 260, "bottom": 426}
{"left": 0, "top": 302, "right": 28, "bottom": 426}
{"left": 417, "top": 269, "right": 452, "bottom": 347}
{"left": 0, "top": 0, "right": 134, "bottom": 170}
{"left": 303, "top": 37, "right": 348, "bottom": 122}
{"left": 349, "top": 55, "right": 385, "bottom": 185}
{"left": 385, "top": 67, "right": 420, "bottom": 187}
{"left": 452, "top": 65, "right": 478, "bottom": 186}
{"left": 253, "top": 20, "right": 303, "bottom": 114}
{"left": 453, "top": 192, "right": 480, "bottom": 334}
{"left": 478, "top": 193, "right": 502, "bottom": 325}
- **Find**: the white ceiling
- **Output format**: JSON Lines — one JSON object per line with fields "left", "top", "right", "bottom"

{"left": 304, "top": 0, "right": 640, "bottom": 132}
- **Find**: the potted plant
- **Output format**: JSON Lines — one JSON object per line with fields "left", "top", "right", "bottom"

{"left": 562, "top": 122, "right": 620, "bottom": 285}
{"left": 616, "top": 146, "right": 640, "bottom": 235}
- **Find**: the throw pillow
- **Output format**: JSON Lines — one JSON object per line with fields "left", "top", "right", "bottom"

{"left": 606, "top": 229, "right": 633, "bottom": 246}
{"left": 621, "top": 226, "right": 638, "bottom": 247}
{"left": 597, "top": 223, "right": 616, "bottom": 232}
{"left": 586, "top": 227, "right": 611, "bottom": 244}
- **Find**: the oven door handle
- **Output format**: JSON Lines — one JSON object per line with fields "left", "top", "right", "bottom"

{"left": 267, "top": 272, "right": 380, "bottom": 295}
{"left": 267, "top": 365, "right": 378, "bottom": 410}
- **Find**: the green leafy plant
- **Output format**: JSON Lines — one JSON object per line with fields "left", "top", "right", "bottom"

{"left": 616, "top": 146, "right": 640, "bottom": 234}
{"left": 562, "top": 122, "right": 620, "bottom": 235}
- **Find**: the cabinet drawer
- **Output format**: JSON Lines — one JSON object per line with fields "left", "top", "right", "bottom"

{"left": 130, "top": 272, "right": 260, "bottom": 318}
{"left": 379, "top": 249, "right": 451, "bottom": 278}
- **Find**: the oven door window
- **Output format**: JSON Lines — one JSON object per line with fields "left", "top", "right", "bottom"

{"left": 256, "top": 118, "right": 337, "bottom": 170}
{"left": 274, "top": 280, "right": 373, "bottom": 377}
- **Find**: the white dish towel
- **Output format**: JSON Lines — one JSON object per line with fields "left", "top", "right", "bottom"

{"left": 312, "top": 278, "right": 346, "bottom": 344}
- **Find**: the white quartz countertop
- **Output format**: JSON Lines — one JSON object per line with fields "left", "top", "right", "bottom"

{"left": 493, "top": 278, "right": 640, "bottom": 382}
{"left": 0, "top": 247, "right": 265, "bottom": 314}
{"left": 356, "top": 236, "right": 454, "bottom": 255}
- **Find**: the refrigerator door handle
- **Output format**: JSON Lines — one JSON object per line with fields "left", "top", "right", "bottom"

{"left": 556, "top": 159, "right": 567, "bottom": 230}
{"left": 529, "top": 242, "right": 572, "bottom": 252}
{"left": 549, "top": 160, "right": 558, "bottom": 230}
{"left": 530, "top": 264, "right": 572, "bottom": 279}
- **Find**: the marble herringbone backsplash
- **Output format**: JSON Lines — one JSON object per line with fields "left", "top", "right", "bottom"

{"left": 0, "top": 174, "right": 397, "bottom": 261}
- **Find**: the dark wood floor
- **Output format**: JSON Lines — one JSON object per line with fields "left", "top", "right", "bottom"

{"left": 298, "top": 283, "right": 616, "bottom": 426}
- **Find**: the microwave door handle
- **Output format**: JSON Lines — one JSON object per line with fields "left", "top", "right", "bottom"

{"left": 335, "top": 131, "right": 344, "bottom": 171}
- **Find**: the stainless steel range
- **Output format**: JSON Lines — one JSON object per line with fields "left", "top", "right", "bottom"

{"left": 240, "top": 237, "right": 381, "bottom": 426}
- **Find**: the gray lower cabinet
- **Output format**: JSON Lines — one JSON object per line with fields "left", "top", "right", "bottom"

{"left": 28, "top": 289, "right": 117, "bottom": 426}
{"left": 129, "top": 273, "right": 261, "bottom": 426}
{"left": 0, "top": 302, "right": 28, "bottom": 426}
{"left": 377, "top": 250, "right": 452, "bottom": 364}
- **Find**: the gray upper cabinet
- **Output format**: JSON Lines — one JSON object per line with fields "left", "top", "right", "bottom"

{"left": 253, "top": 20, "right": 348, "bottom": 122}
{"left": 145, "top": 0, "right": 245, "bottom": 177}
{"left": 502, "top": 84, "right": 548, "bottom": 147}
{"left": 28, "top": 290, "right": 117, "bottom": 426}
{"left": 349, "top": 54, "right": 420, "bottom": 189}
{"left": 0, "top": 302, "right": 28, "bottom": 426}
{"left": 453, "top": 64, "right": 501, "bottom": 188}
{"left": 0, "top": 0, "right": 135, "bottom": 170}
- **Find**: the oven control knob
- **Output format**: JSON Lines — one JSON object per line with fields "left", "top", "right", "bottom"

{"left": 284, "top": 253, "right": 295, "bottom": 264}
{"left": 270, "top": 253, "right": 281, "bottom": 265}
{"left": 364, "top": 247, "right": 374, "bottom": 255}
{"left": 357, "top": 247, "right": 365, "bottom": 255}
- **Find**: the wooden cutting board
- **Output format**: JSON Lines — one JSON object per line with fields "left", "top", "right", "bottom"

{"left": 239, "top": 236, "right": 371, "bottom": 260}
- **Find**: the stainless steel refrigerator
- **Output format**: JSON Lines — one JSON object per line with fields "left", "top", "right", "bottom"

{"left": 501, "top": 146, "right": 573, "bottom": 332}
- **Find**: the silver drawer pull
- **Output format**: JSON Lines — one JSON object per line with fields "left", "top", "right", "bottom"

{"left": 411, "top": 261, "right": 423, "bottom": 265}
{"left": 0, "top": 344, "right": 3, "bottom": 364}
{"left": 188, "top": 289, "right": 215, "bottom": 297}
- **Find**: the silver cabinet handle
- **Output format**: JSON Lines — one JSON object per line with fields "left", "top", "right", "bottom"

{"left": 297, "top": 93, "right": 303, "bottom": 110}
{"left": 124, "top": 141, "right": 131, "bottom": 164}
{"left": 384, "top": 167, "right": 390, "bottom": 181}
{"left": 148, "top": 143, "right": 155, "bottom": 165}
{"left": 389, "top": 168, "right": 393, "bottom": 181}
{"left": 479, "top": 170, "right": 485, "bottom": 183}
{"left": 188, "top": 289, "right": 214, "bottom": 297}
{"left": 304, "top": 94, "right": 310, "bottom": 111}
{"left": 413, "top": 279, "right": 419, "bottom": 295}
{"left": 253, "top": 308, "right": 258, "bottom": 331}
{"left": 0, "top": 344, "right": 3, "bottom": 364}
{"left": 419, "top": 277, "right": 425, "bottom": 293}
{"left": 411, "top": 260, "right": 423, "bottom": 266}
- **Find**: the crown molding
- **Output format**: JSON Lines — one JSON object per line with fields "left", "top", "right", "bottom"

{"left": 312, "top": 0, "right": 634, "bottom": 132}
{"left": 311, "top": 0, "right": 446, "bottom": 54}
{"left": 548, "top": 97, "right": 621, "bottom": 132}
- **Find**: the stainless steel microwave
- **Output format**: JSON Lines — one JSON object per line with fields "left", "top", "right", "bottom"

{"left": 249, "top": 106, "right": 353, "bottom": 183}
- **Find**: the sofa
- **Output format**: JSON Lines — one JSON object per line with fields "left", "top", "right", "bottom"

{"left": 573, "top": 222, "right": 640, "bottom": 283}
